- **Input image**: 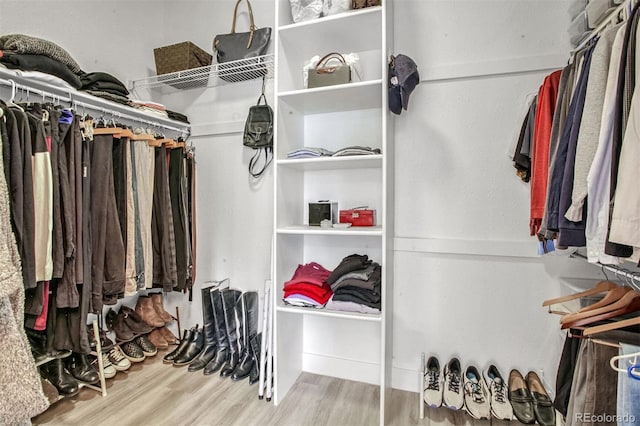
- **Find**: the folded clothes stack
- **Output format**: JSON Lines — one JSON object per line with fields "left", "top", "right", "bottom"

{"left": 286, "top": 147, "right": 335, "bottom": 159}
{"left": 0, "top": 34, "right": 84, "bottom": 88}
{"left": 286, "top": 146, "right": 381, "bottom": 159}
{"left": 131, "top": 99, "right": 169, "bottom": 118}
{"left": 283, "top": 262, "right": 333, "bottom": 308}
{"left": 325, "top": 254, "right": 381, "bottom": 313}
{"left": 166, "top": 109, "right": 190, "bottom": 124}
{"left": 332, "top": 146, "right": 381, "bottom": 156}
{"left": 80, "top": 71, "right": 131, "bottom": 104}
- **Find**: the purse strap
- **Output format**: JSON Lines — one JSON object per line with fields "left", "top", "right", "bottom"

{"left": 316, "top": 52, "right": 347, "bottom": 69}
{"left": 230, "top": 0, "right": 257, "bottom": 49}
{"left": 249, "top": 146, "right": 273, "bottom": 178}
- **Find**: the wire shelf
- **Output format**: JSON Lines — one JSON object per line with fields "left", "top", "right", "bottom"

{"left": 130, "top": 54, "right": 274, "bottom": 93}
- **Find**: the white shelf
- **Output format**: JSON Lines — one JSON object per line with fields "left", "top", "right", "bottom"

{"left": 277, "top": 154, "right": 382, "bottom": 171}
{"left": 278, "top": 80, "right": 382, "bottom": 114}
{"left": 277, "top": 225, "right": 383, "bottom": 236}
{"left": 276, "top": 304, "right": 382, "bottom": 322}
{"left": 129, "top": 54, "right": 274, "bottom": 94}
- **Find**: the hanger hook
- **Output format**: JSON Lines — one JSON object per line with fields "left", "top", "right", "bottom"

{"left": 9, "top": 80, "right": 16, "bottom": 103}
{"left": 601, "top": 264, "right": 610, "bottom": 281}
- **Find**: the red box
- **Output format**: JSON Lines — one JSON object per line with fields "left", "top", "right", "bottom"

{"left": 339, "top": 209, "right": 376, "bottom": 226}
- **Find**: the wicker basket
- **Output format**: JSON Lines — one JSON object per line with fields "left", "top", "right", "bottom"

{"left": 153, "top": 41, "right": 212, "bottom": 75}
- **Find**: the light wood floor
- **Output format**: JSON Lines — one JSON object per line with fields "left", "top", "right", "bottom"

{"left": 33, "top": 349, "right": 524, "bottom": 426}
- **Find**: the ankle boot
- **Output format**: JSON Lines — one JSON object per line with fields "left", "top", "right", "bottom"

{"left": 204, "top": 289, "right": 230, "bottom": 375}
{"left": 232, "top": 292, "right": 259, "bottom": 381}
{"left": 120, "top": 306, "right": 153, "bottom": 334}
{"left": 159, "top": 326, "right": 178, "bottom": 345}
{"left": 173, "top": 327, "right": 204, "bottom": 366}
{"left": 188, "top": 287, "right": 218, "bottom": 372}
{"left": 135, "top": 295, "right": 166, "bottom": 327}
{"left": 112, "top": 310, "right": 135, "bottom": 342}
{"left": 150, "top": 292, "right": 174, "bottom": 324}
{"left": 163, "top": 328, "right": 193, "bottom": 364}
{"left": 41, "top": 358, "right": 79, "bottom": 396}
{"left": 219, "top": 289, "right": 242, "bottom": 378}
{"left": 67, "top": 352, "right": 100, "bottom": 384}
{"left": 26, "top": 329, "right": 48, "bottom": 363}
{"left": 148, "top": 329, "right": 169, "bottom": 349}
{"left": 248, "top": 333, "right": 262, "bottom": 385}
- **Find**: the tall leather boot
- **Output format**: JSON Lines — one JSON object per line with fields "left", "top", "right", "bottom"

{"left": 188, "top": 286, "right": 217, "bottom": 372}
{"left": 248, "top": 333, "right": 262, "bottom": 385}
{"left": 219, "top": 289, "right": 242, "bottom": 378}
{"left": 232, "top": 292, "right": 259, "bottom": 381}
{"left": 203, "top": 289, "right": 231, "bottom": 375}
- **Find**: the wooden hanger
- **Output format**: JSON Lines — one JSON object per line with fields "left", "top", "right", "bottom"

{"left": 561, "top": 291, "right": 640, "bottom": 325}
{"left": 578, "top": 285, "right": 632, "bottom": 313}
{"left": 583, "top": 314, "right": 640, "bottom": 336}
{"left": 561, "top": 298, "right": 640, "bottom": 329}
{"left": 543, "top": 281, "right": 618, "bottom": 307}
{"left": 116, "top": 128, "right": 135, "bottom": 139}
{"left": 93, "top": 127, "right": 123, "bottom": 135}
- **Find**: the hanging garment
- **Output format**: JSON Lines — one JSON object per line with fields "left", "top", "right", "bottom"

{"left": 540, "top": 63, "right": 574, "bottom": 240}
{"left": 90, "top": 134, "right": 125, "bottom": 311}
{"left": 604, "top": 3, "right": 640, "bottom": 258}
{"left": 554, "top": 333, "right": 583, "bottom": 417}
{"left": 169, "top": 148, "right": 189, "bottom": 290}
{"left": 152, "top": 145, "right": 177, "bottom": 291}
{"left": 124, "top": 138, "right": 138, "bottom": 296}
{"left": 530, "top": 69, "right": 562, "bottom": 236}
{"left": 512, "top": 96, "right": 537, "bottom": 183}
{"left": 586, "top": 23, "right": 628, "bottom": 265}
{"left": 566, "top": 25, "right": 621, "bottom": 223}
{"left": 132, "top": 140, "right": 154, "bottom": 289}
{"left": 0, "top": 122, "right": 49, "bottom": 422}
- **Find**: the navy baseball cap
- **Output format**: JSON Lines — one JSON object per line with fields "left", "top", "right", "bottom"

{"left": 388, "top": 54, "right": 419, "bottom": 115}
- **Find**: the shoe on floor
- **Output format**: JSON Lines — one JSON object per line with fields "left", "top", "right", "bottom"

{"left": 483, "top": 365, "right": 513, "bottom": 420}
{"left": 423, "top": 356, "right": 443, "bottom": 408}
{"left": 463, "top": 365, "right": 490, "bottom": 420}
{"left": 508, "top": 369, "right": 535, "bottom": 424}
{"left": 107, "top": 347, "right": 131, "bottom": 371}
{"left": 526, "top": 371, "right": 556, "bottom": 426}
{"left": 134, "top": 335, "right": 158, "bottom": 357}
{"left": 66, "top": 352, "right": 100, "bottom": 384}
{"left": 158, "top": 326, "right": 178, "bottom": 345}
{"left": 148, "top": 329, "right": 169, "bottom": 350}
{"left": 90, "top": 353, "right": 117, "bottom": 379}
{"left": 121, "top": 341, "right": 146, "bottom": 363}
{"left": 443, "top": 357, "right": 464, "bottom": 410}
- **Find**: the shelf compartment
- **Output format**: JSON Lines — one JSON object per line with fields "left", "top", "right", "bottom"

{"left": 277, "top": 225, "right": 383, "bottom": 236}
{"left": 277, "top": 154, "right": 382, "bottom": 171}
{"left": 278, "top": 80, "right": 382, "bottom": 114}
{"left": 276, "top": 303, "right": 382, "bottom": 322}
{"left": 129, "top": 54, "right": 274, "bottom": 93}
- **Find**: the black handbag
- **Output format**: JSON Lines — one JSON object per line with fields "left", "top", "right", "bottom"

{"left": 214, "top": 0, "right": 272, "bottom": 82}
{"left": 244, "top": 83, "right": 273, "bottom": 178}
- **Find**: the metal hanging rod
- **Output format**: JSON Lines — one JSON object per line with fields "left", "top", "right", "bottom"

{"left": 0, "top": 70, "right": 190, "bottom": 136}
{"left": 572, "top": 252, "right": 640, "bottom": 292}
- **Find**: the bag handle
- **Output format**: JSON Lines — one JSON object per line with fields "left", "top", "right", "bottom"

{"left": 316, "top": 52, "right": 347, "bottom": 69}
{"left": 249, "top": 146, "right": 273, "bottom": 178}
{"left": 230, "top": 0, "right": 257, "bottom": 49}
{"left": 256, "top": 76, "right": 268, "bottom": 106}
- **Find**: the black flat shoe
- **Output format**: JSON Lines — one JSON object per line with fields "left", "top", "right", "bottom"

{"left": 527, "top": 371, "right": 556, "bottom": 426}
{"left": 508, "top": 369, "right": 535, "bottom": 424}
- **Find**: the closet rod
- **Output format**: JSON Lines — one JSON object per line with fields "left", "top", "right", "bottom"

{"left": 573, "top": 0, "right": 634, "bottom": 53}
{"left": 572, "top": 252, "right": 640, "bottom": 292}
{"left": 0, "top": 71, "right": 190, "bottom": 135}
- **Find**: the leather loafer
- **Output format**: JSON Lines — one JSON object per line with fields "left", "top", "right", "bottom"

{"left": 508, "top": 369, "right": 535, "bottom": 424}
{"left": 526, "top": 371, "right": 556, "bottom": 426}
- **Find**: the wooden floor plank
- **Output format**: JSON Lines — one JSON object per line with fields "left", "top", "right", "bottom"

{"left": 33, "top": 350, "right": 527, "bottom": 426}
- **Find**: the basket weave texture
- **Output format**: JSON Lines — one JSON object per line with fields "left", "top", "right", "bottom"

{"left": 153, "top": 41, "right": 212, "bottom": 75}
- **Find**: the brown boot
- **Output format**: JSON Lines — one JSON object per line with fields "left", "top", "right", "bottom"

{"left": 158, "top": 326, "right": 178, "bottom": 345}
{"left": 150, "top": 293, "right": 174, "bottom": 324}
{"left": 147, "top": 329, "right": 169, "bottom": 349}
{"left": 135, "top": 296, "right": 165, "bottom": 327}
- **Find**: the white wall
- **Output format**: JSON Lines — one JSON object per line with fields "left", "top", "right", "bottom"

{"left": 0, "top": 0, "right": 607, "bottom": 403}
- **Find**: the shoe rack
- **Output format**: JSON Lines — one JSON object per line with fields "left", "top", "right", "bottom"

{"left": 272, "top": 2, "right": 394, "bottom": 425}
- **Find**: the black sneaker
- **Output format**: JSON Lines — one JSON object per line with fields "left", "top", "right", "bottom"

{"left": 134, "top": 335, "right": 158, "bottom": 357}
{"left": 120, "top": 341, "right": 146, "bottom": 363}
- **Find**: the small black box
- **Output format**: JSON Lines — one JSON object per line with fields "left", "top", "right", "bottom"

{"left": 308, "top": 201, "right": 338, "bottom": 226}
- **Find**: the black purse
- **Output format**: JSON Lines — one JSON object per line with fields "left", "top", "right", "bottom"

{"left": 244, "top": 81, "right": 273, "bottom": 178}
{"left": 214, "top": 0, "right": 272, "bottom": 82}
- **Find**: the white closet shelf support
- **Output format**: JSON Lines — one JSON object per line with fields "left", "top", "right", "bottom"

{"left": 129, "top": 54, "right": 274, "bottom": 93}
{"left": 276, "top": 304, "right": 382, "bottom": 322}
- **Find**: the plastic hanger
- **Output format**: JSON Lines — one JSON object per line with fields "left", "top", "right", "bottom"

{"left": 610, "top": 351, "right": 640, "bottom": 373}
{"left": 6, "top": 80, "right": 24, "bottom": 112}
{"left": 542, "top": 281, "right": 618, "bottom": 307}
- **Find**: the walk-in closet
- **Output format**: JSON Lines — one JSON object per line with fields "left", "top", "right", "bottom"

{"left": 0, "top": 0, "right": 638, "bottom": 425}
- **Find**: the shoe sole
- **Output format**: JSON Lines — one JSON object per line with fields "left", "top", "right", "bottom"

{"left": 123, "top": 354, "right": 145, "bottom": 363}
{"left": 111, "top": 363, "right": 131, "bottom": 371}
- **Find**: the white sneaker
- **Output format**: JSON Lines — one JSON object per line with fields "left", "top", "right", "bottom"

{"left": 107, "top": 347, "right": 132, "bottom": 371}
{"left": 463, "top": 365, "right": 490, "bottom": 419}
{"left": 423, "top": 356, "right": 443, "bottom": 408}
{"left": 443, "top": 358, "right": 464, "bottom": 410}
{"left": 483, "top": 365, "right": 514, "bottom": 420}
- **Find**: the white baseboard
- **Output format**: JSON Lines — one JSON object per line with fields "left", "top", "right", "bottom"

{"left": 302, "top": 352, "right": 380, "bottom": 385}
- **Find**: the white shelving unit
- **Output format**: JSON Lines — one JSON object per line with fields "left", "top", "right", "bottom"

{"left": 273, "top": 2, "right": 394, "bottom": 425}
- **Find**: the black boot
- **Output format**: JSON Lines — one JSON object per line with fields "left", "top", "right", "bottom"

{"left": 41, "top": 358, "right": 79, "bottom": 397}
{"left": 173, "top": 327, "right": 204, "bottom": 366}
{"left": 249, "top": 333, "right": 262, "bottom": 385}
{"left": 204, "top": 289, "right": 230, "bottom": 375}
{"left": 219, "top": 289, "right": 242, "bottom": 378}
{"left": 67, "top": 352, "right": 100, "bottom": 384}
{"left": 188, "top": 287, "right": 217, "bottom": 372}
{"left": 163, "top": 328, "right": 193, "bottom": 364}
{"left": 232, "top": 292, "right": 259, "bottom": 381}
